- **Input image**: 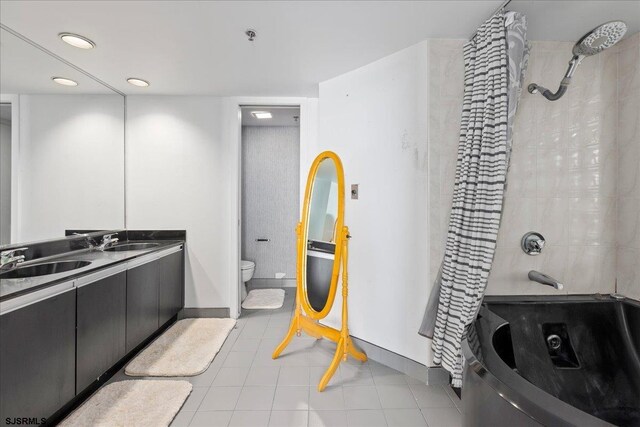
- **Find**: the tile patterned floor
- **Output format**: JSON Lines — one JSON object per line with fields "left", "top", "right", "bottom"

{"left": 108, "top": 289, "right": 463, "bottom": 426}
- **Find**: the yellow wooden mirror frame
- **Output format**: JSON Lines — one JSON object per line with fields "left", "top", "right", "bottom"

{"left": 272, "top": 151, "right": 367, "bottom": 391}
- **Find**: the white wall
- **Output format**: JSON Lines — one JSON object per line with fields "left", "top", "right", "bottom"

{"left": 0, "top": 119, "right": 11, "bottom": 245}
{"left": 126, "top": 96, "right": 231, "bottom": 308}
{"left": 317, "top": 42, "right": 431, "bottom": 365}
{"left": 17, "top": 95, "right": 125, "bottom": 242}
{"left": 127, "top": 96, "right": 318, "bottom": 313}
{"left": 616, "top": 32, "right": 640, "bottom": 301}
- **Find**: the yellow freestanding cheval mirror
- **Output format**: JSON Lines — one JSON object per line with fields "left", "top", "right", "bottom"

{"left": 272, "top": 151, "right": 367, "bottom": 391}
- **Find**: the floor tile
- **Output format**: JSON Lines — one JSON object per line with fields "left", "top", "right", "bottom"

{"left": 376, "top": 385, "right": 418, "bottom": 409}
{"left": 308, "top": 410, "right": 347, "bottom": 427}
{"left": 228, "top": 410, "right": 271, "bottom": 427}
{"left": 309, "top": 386, "right": 345, "bottom": 411}
{"left": 246, "top": 366, "right": 281, "bottom": 386}
{"left": 344, "top": 385, "right": 381, "bottom": 410}
{"left": 212, "top": 367, "right": 250, "bottom": 386}
{"left": 309, "top": 366, "right": 341, "bottom": 388}
{"left": 269, "top": 410, "right": 309, "bottom": 427}
{"left": 346, "top": 410, "right": 387, "bottom": 427}
{"left": 421, "top": 407, "right": 462, "bottom": 427}
{"left": 189, "top": 410, "right": 233, "bottom": 427}
{"left": 232, "top": 338, "right": 262, "bottom": 352}
{"left": 409, "top": 384, "right": 455, "bottom": 408}
{"left": 223, "top": 351, "right": 256, "bottom": 368}
{"left": 370, "top": 363, "right": 408, "bottom": 385}
{"left": 181, "top": 387, "right": 208, "bottom": 411}
{"left": 273, "top": 386, "right": 310, "bottom": 410}
{"left": 188, "top": 363, "right": 221, "bottom": 387}
{"left": 199, "top": 386, "right": 242, "bottom": 411}
{"left": 239, "top": 322, "right": 268, "bottom": 339}
{"left": 278, "top": 366, "right": 311, "bottom": 386}
{"left": 264, "top": 327, "right": 291, "bottom": 340}
{"left": 235, "top": 386, "right": 276, "bottom": 410}
{"left": 340, "top": 364, "right": 374, "bottom": 387}
{"left": 170, "top": 410, "right": 194, "bottom": 427}
{"left": 383, "top": 409, "right": 427, "bottom": 427}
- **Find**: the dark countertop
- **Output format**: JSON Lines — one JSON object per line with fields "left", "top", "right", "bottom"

{"left": 0, "top": 240, "right": 184, "bottom": 302}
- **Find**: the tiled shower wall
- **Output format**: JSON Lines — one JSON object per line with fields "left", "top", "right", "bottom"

{"left": 428, "top": 36, "right": 636, "bottom": 296}
{"left": 242, "top": 126, "right": 300, "bottom": 280}
{"left": 616, "top": 33, "right": 640, "bottom": 300}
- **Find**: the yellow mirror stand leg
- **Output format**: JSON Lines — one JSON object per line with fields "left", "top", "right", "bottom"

{"left": 272, "top": 226, "right": 367, "bottom": 391}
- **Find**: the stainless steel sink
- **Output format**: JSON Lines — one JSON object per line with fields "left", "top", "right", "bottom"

{"left": 0, "top": 260, "right": 92, "bottom": 279}
{"left": 103, "top": 242, "right": 160, "bottom": 252}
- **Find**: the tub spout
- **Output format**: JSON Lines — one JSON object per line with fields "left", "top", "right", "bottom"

{"left": 528, "top": 270, "right": 564, "bottom": 290}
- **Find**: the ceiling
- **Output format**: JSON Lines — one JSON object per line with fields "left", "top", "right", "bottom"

{"left": 241, "top": 106, "right": 300, "bottom": 127}
{"left": 0, "top": 1, "right": 638, "bottom": 97}
{"left": 0, "top": 28, "right": 116, "bottom": 95}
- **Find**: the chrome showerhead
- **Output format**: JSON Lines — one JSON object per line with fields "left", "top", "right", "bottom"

{"left": 572, "top": 21, "right": 627, "bottom": 57}
{"left": 528, "top": 20, "right": 627, "bottom": 101}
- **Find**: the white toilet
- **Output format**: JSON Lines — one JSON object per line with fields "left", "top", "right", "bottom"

{"left": 240, "top": 260, "right": 255, "bottom": 301}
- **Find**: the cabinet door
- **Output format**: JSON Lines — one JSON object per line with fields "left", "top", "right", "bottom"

{"left": 158, "top": 251, "right": 184, "bottom": 326}
{"left": 126, "top": 260, "right": 159, "bottom": 352}
{"left": 76, "top": 271, "right": 126, "bottom": 392}
{"left": 0, "top": 289, "right": 76, "bottom": 423}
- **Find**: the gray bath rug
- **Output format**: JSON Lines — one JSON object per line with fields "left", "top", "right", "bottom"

{"left": 59, "top": 380, "right": 192, "bottom": 427}
{"left": 125, "top": 318, "right": 236, "bottom": 377}
{"left": 242, "top": 288, "right": 286, "bottom": 309}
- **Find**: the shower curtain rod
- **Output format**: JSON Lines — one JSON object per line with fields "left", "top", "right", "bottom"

{"left": 470, "top": 0, "right": 513, "bottom": 39}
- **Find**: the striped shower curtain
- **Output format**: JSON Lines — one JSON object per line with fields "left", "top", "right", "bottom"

{"left": 419, "top": 11, "right": 529, "bottom": 387}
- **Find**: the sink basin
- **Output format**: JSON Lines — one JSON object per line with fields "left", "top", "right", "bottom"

{"left": 0, "top": 260, "right": 92, "bottom": 279}
{"left": 104, "top": 242, "right": 160, "bottom": 252}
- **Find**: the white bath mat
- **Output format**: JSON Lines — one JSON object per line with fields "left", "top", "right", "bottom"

{"left": 60, "top": 380, "right": 192, "bottom": 427}
{"left": 125, "top": 318, "right": 236, "bottom": 377}
{"left": 242, "top": 288, "right": 286, "bottom": 309}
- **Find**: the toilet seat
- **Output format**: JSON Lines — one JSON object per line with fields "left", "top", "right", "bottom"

{"left": 241, "top": 260, "right": 255, "bottom": 270}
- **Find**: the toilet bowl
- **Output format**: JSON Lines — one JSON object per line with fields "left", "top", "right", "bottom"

{"left": 241, "top": 260, "right": 255, "bottom": 301}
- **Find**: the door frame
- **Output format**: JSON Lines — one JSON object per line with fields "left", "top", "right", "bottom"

{"left": 0, "top": 94, "right": 20, "bottom": 243}
{"left": 226, "top": 96, "right": 317, "bottom": 319}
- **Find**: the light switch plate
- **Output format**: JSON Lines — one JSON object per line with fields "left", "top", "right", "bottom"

{"left": 351, "top": 184, "right": 359, "bottom": 199}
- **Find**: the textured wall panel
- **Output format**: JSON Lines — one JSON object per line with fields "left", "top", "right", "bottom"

{"left": 242, "top": 126, "right": 299, "bottom": 279}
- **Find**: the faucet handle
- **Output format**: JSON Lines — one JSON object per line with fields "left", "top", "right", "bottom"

{"left": 521, "top": 232, "right": 545, "bottom": 255}
{"left": 1, "top": 247, "right": 28, "bottom": 257}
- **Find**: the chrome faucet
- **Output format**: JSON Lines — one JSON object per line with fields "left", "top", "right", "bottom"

{"left": 528, "top": 270, "right": 564, "bottom": 290}
{"left": 0, "top": 247, "right": 28, "bottom": 271}
{"left": 97, "top": 233, "right": 119, "bottom": 251}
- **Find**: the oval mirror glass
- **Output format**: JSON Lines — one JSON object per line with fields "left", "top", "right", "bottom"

{"left": 303, "top": 155, "right": 343, "bottom": 316}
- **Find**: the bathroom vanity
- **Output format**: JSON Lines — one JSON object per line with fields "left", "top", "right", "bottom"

{"left": 0, "top": 230, "right": 185, "bottom": 425}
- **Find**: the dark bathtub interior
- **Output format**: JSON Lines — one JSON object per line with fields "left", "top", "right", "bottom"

{"left": 486, "top": 300, "right": 640, "bottom": 427}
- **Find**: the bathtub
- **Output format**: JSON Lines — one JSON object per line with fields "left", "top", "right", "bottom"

{"left": 461, "top": 295, "right": 640, "bottom": 427}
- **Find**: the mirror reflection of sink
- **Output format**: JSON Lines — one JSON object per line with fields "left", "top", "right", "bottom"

{"left": 103, "top": 242, "right": 160, "bottom": 252}
{"left": 0, "top": 260, "right": 92, "bottom": 279}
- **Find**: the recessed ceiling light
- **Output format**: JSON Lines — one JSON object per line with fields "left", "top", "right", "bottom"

{"left": 127, "top": 78, "right": 150, "bottom": 87}
{"left": 59, "top": 33, "right": 95, "bottom": 49}
{"left": 251, "top": 111, "right": 272, "bottom": 119}
{"left": 52, "top": 77, "right": 78, "bottom": 86}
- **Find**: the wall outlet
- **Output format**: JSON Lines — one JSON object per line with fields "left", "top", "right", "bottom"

{"left": 351, "top": 184, "right": 359, "bottom": 199}
{"left": 275, "top": 272, "right": 286, "bottom": 279}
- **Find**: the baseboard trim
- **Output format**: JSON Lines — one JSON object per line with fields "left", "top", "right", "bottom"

{"left": 248, "top": 278, "right": 296, "bottom": 288}
{"left": 350, "top": 336, "right": 448, "bottom": 385}
{"left": 179, "top": 307, "right": 230, "bottom": 319}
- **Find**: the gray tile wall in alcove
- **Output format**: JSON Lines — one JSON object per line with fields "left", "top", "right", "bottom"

{"left": 242, "top": 126, "right": 300, "bottom": 279}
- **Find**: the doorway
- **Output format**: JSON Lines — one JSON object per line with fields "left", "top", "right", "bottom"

{"left": 239, "top": 106, "right": 301, "bottom": 313}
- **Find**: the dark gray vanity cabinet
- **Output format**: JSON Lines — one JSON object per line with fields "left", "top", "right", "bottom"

{"left": 158, "top": 251, "right": 184, "bottom": 327}
{"left": 126, "top": 260, "right": 160, "bottom": 352}
{"left": 76, "top": 270, "right": 127, "bottom": 393}
{"left": 0, "top": 286, "right": 76, "bottom": 424}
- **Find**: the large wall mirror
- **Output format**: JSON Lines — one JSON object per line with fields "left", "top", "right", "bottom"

{"left": 0, "top": 26, "right": 125, "bottom": 245}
